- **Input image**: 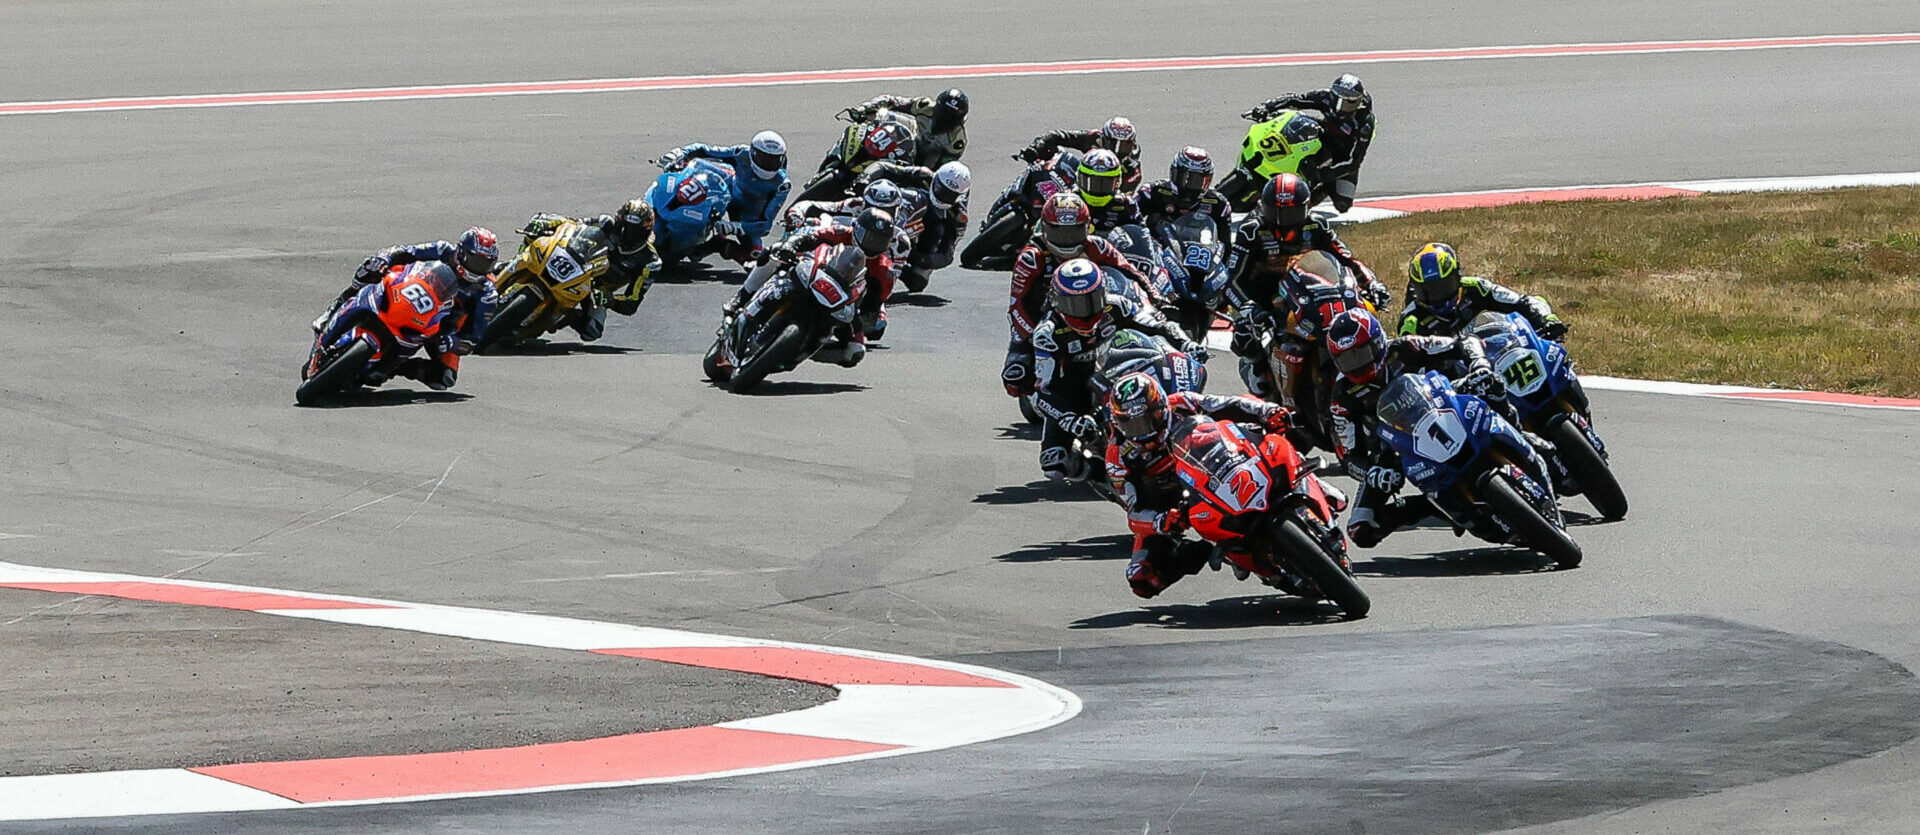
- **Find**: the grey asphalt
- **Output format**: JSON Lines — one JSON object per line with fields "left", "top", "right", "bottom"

{"left": 3, "top": 0, "right": 1920, "bottom": 831}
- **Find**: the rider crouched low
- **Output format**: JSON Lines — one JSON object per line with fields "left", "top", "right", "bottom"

{"left": 513, "top": 200, "right": 660, "bottom": 339}
{"left": 318, "top": 227, "right": 499, "bottom": 391}
{"left": 1103, "top": 372, "right": 1295, "bottom": 598}
{"left": 730, "top": 209, "right": 898, "bottom": 368}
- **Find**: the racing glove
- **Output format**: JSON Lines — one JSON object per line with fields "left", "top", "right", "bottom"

{"left": 1240, "top": 105, "right": 1270, "bottom": 122}
{"left": 1263, "top": 408, "right": 1293, "bottom": 433}
{"left": 712, "top": 220, "right": 744, "bottom": 238}
{"left": 1539, "top": 318, "right": 1569, "bottom": 342}
{"left": 1060, "top": 413, "right": 1101, "bottom": 440}
{"left": 656, "top": 150, "right": 687, "bottom": 170}
{"left": 1460, "top": 364, "right": 1506, "bottom": 400}
{"left": 354, "top": 254, "right": 391, "bottom": 283}
{"left": 1366, "top": 465, "right": 1404, "bottom": 494}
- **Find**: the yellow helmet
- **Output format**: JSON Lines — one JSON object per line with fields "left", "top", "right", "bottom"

{"left": 1407, "top": 242, "right": 1462, "bottom": 306}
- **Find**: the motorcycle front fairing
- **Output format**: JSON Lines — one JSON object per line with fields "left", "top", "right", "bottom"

{"left": 649, "top": 161, "right": 736, "bottom": 260}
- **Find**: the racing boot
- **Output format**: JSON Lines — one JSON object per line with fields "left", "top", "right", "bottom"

{"left": 813, "top": 339, "right": 866, "bottom": 368}
{"left": 395, "top": 357, "right": 456, "bottom": 391}
{"left": 571, "top": 302, "right": 607, "bottom": 342}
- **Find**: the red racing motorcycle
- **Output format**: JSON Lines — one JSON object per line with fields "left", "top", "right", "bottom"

{"left": 1171, "top": 416, "right": 1370, "bottom": 618}
{"left": 297, "top": 262, "right": 460, "bottom": 406}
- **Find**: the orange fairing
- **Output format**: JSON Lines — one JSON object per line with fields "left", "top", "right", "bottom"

{"left": 378, "top": 264, "right": 455, "bottom": 347}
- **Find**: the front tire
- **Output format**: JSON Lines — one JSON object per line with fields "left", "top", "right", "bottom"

{"left": 702, "top": 337, "right": 731, "bottom": 383}
{"left": 295, "top": 340, "right": 374, "bottom": 406}
{"left": 1271, "top": 517, "right": 1370, "bottom": 618}
{"left": 728, "top": 321, "right": 806, "bottom": 393}
{"left": 960, "top": 213, "right": 1026, "bottom": 271}
{"left": 477, "top": 289, "right": 539, "bottom": 354}
{"left": 900, "top": 267, "right": 930, "bottom": 294}
{"left": 1482, "top": 473, "right": 1583, "bottom": 568}
{"left": 1546, "top": 419, "right": 1628, "bottom": 520}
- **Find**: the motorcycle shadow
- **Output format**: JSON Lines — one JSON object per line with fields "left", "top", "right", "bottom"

{"left": 297, "top": 389, "right": 473, "bottom": 409}
{"left": 485, "top": 341, "right": 642, "bottom": 356}
{"left": 890, "top": 293, "right": 950, "bottom": 308}
{"left": 724, "top": 380, "right": 869, "bottom": 396}
{"left": 1353, "top": 547, "right": 1558, "bottom": 578}
{"left": 995, "top": 533, "right": 1132, "bottom": 563}
{"left": 652, "top": 261, "right": 746, "bottom": 285}
{"left": 972, "top": 479, "right": 1105, "bottom": 505}
{"left": 994, "top": 423, "right": 1042, "bottom": 441}
{"left": 1071, "top": 594, "right": 1347, "bottom": 630}
{"left": 1562, "top": 509, "right": 1611, "bottom": 527}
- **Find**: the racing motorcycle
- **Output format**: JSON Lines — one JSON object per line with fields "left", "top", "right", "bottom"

{"left": 1040, "top": 328, "right": 1210, "bottom": 495}
{"left": 1376, "top": 371, "right": 1583, "bottom": 568}
{"left": 297, "top": 262, "right": 461, "bottom": 406}
{"left": 791, "top": 110, "right": 918, "bottom": 204}
{"left": 1470, "top": 312, "right": 1628, "bottom": 520}
{"left": 1250, "top": 250, "right": 1375, "bottom": 453}
{"left": 1108, "top": 215, "right": 1230, "bottom": 341}
{"left": 961, "top": 151, "right": 1078, "bottom": 271}
{"left": 647, "top": 157, "right": 740, "bottom": 264}
{"left": 1216, "top": 109, "right": 1326, "bottom": 213}
{"left": 477, "top": 219, "right": 614, "bottom": 353}
{"left": 1170, "top": 415, "right": 1369, "bottom": 618}
{"left": 703, "top": 242, "right": 868, "bottom": 393}
{"left": 782, "top": 187, "right": 931, "bottom": 292}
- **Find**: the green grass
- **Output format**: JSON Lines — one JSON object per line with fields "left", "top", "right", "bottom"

{"left": 1342, "top": 186, "right": 1920, "bottom": 396}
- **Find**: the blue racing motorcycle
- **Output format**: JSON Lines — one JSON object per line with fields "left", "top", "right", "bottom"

{"left": 646, "top": 158, "right": 739, "bottom": 263}
{"left": 1470, "top": 312, "right": 1628, "bottom": 520}
{"left": 1376, "top": 371, "right": 1582, "bottom": 567}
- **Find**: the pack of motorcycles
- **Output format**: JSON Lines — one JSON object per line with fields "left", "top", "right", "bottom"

{"left": 299, "top": 105, "right": 1625, "bottom": 617}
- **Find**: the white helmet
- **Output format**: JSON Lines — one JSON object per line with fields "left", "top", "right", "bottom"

{"left": 861, "top": 179, "right": 904, "bottom": 212}
{"left": 931, "top": 162, "right": 972, "bottom": 209}
{"left": 749, "top": 130, "right": 787, "bottom": 180}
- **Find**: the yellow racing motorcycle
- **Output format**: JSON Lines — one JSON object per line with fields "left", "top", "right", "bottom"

{"left": 1215, "top": 109, "right": 1326, "bottom": 213}
{"left": 478, "top": 218, "right": 619, "bottom": 353}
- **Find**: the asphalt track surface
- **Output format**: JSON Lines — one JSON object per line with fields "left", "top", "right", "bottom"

{"left": 4, "top": 0, "right": 1920, "bottom": 831}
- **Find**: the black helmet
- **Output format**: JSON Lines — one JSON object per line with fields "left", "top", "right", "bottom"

{"left": 1050, "top": 149, "right": 1084, "bottom": 184}
{"left": 1330, "top": 73, "right": 1368, "bottom": 116}
{"left": 852, "top": 208, "right": 895, "bottom": 257}
{"left": 612, "top": 199, "right": 654, "bottom": 255}
{"left": 933, "top": 88, "right": 969, "bottom": 132}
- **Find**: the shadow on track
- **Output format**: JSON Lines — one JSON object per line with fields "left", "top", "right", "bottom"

{"left": 1354, "top": 547, "right": 1559, "bottom": 578}
{"left": 996, "top": 533, "right": 1132, "bottom": 563}
{"left": 890, "top": 293, "right": 951, "bottom": 308}
{"left": 295, "top": 389, "right": 474, "bottom": 408}
{"left": 736, "top": 380, "right": 869, "bottom": 396}
{"left": 994, "top": 423, "right": 1041, "bottom": 441}
{"left": 483, "top": 341, "right": 643, "bottom": 356}
{"left": 1071, "top": 593, "right": 1346, "bottom": 630}
{"left": 651, "top": 261, "right": 747, "bottom": 285}
{"left": 973, "top": 479, "right": 1104, "bottom": 505}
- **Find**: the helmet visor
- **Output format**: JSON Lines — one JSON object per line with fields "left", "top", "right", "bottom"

{"left": 750, "top": 148, "right": 785, "bottom": 177}
{"left": 1114, "top": 409, "right": 1163, "bottom": 444}
{"left": 1042, "top": 221, "right": 1087, "bottom": 253}
{"left": 855, "top": 227, "right": 890, "bottom": 256}
{"left": 1079, "top": 171, "right": 1119, "bottom": 199}
{"left": 1171, "top": 166, "right": 1211, "bottom": 194}
{"left": 1334, "top": 93, "right": 1366, "bottom": 115}
{"left": 1053, "top": 287, "right": 1105, "bottom": 323}
{"left": 461, "top": 250, "right": 495, "bottom": 277}
{"left": 1416, "top": 272, "right": 1460, "bottom": 306}
{"left": 1332, "top": 338, "right": 1381, "bottom": 377}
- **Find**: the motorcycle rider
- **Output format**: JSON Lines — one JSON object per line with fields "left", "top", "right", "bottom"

{"left": 1103, "top": 371, "right": 1295, "bottom": 598}
{"left": 983, "top": 149, "right": 1081, "bottom": 228}
{"left": 1004, "top": 193, "right": 1163, "bottom": 398}
{"left": 511, "top": 199, "right": 660, "bottom": 340}
{"left": 1225, "top": 174, "right": 1386, "bottom": 405}
{"left": 1241, "top": 73, "right": 1375, "bottom": 212}
{"left": 854, "top": 160, "right": 974, "bottom": 280}
{"left": 1075, "top": 149, "right": 1142, "bottom": 234}
{"left": 1322, "top": 308, "right": 1505, "bottom": 548}
{"left": 1031, "top": 259, "right": 1201, "bottom": 481}
{"left": 656, "top": 131, "right": 792, "bottom": 262}
{"left": 841, "top": 88, "right": 969, "bottom": 168}
{"left": 732, "top": 209, "right": 899, "bottom": 368}
{"left": 1397, "top": 242, "right": 1567, "bottom": 340}
{"left": 318, "top": 227, "right": 499, "bottom": 391}
{"left": 1137, "top": 146, "right": 1234, "bottom": 246}
{"left": 1016, "top": 116, "right": 1143, "bottom": 193}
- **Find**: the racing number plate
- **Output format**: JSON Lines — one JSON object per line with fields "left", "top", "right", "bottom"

{"left": 1411, "top": 409, "right": 1470, "bottom": 462}
{"left": 1209, "top": 460, "right": 1271, "bottom": 513}
{"left": 810, "top": 275, "right": 848, "bottom": 309}
{"left": 1183, "top": 246, "right": 1214, "bottom": 271}
{"left": 546, "top": 248, "right": 584, "bottom": 283}
{"left": 1496, "top": 348, "right": 1548, "bottom": 396}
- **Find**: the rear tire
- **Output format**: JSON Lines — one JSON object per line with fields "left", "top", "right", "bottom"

{"left": 1216, "top": 167, "right": 1260, "bottom": 213}
{"left": 1546, "top": 419, "right": 1628, "bottom": 520}
{"left": 900, "top": 267, "right": 930, "bottom": 294}
{"left": 728, "top": 321, "right": 806, "bottom": 393}
{"left": 1271, "top": 517, "right": 1370, "bottom": 619}
{"left": 477, "top": 290, "right": 538, "bottom": 354}
{"left": 295, "top": 340, "right": 374, "bottom": 406}
{"left": 960, "top": 213, "right": 1025, "bottom": 271}
{"left": 1483, "top": 473, "right": 1583, "bottom": 568}
{"left": 1018, "top": 393, "right": 1041, "bottom": 425}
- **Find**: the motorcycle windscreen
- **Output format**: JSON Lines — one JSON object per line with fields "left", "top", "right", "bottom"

{"left": 1177, "top": 424, "right": 1272, "bottom": 514}
{"left": 1377, "top": 374, "right": 1438, "bottom": 434}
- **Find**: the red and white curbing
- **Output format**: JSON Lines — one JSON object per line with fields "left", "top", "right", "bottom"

{"left": 1199, "top": 172, "right": 1920, "bottom": 412}
{"left": 0, "top": 561, "right": 1081, "bottom": 821}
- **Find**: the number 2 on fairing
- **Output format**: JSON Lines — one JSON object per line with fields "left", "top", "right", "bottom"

{"left": 399, "top": 282, "right": 435, "bottom": 314}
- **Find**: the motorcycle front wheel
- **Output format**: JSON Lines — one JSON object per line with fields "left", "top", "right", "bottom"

{"left": 729, "top": 320, "right": 806, "bottom": 394}
{"left": 1481, "top": 472, "right": 1583, "bottom": 568}
{"left": 295, "top": 339, "right": 374, "bottom": 407}
{"left": 960, "top": 213, "right": 1026, "bottom": 271}
{"left": 477, "top": 289, "right": 539, "bottom": 354}
{"left": 1546, "top": 419, "right": 1628, "bottom": 521}
{"left": 1270, "top": 516, "right": 1370, "bottom": 618}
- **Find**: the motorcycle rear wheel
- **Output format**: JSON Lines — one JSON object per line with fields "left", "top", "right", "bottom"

{"left": 960, "top": 213, "right": 1025, "bottom": 271}
{"left": 477, "top": 289, "right": 539, "bottom": 355}
{"left": 1271, "top": 517, "right": 1370, "bottom": 618}
{"left": 1546, "top": 420, "right": 1628, "bottom": 520}
{"left": 729, "top": 321, "right": 805, "bottom": 394}
{"left": 1482, "top": 473, "right": 1583, "bottom": 568}
{"left": 793, "top": 168, "right": 853, "bottom": 205}
{"left": 295, "top": 340, "right": 374, "bottom": 407}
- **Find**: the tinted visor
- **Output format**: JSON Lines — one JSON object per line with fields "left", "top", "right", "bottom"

{"left": 750, "top": 148, "right": 786, "bottom": 175}
{"left": 1334, "top": 93, "right": 1366, "bottom": 115}
{"left": 1171, "top": 166, "right": 1210, "bottom": 194}
{"left": 1042, "top": 221, "right": 1087, "bottom": 253}
{"left": 460, "top": 251, "right": 495, "bottom": 276}
{"left": 1053, "top": 287, "right": 1105, "bottom": 322}
{"left": 1079, "top": 171, "right": 1119, "bottom": 198}
{"left": 1114, "top": 409, "right": 1163, "bottom": 444}
{"left": 1104, "top": 136, "right": 1138, "bottom": 160}
{"left": 1332, "top": 338, "right": 1381, "bottom": 376}
{"left": 1416, "top": 272, "right": 1460, "bottom": 306}
{"left": 855, "top": 227, "right": 890, "bottom": 255}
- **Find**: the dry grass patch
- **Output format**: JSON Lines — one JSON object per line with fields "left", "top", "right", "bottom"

{"left": 1342, "top": 186, "right": 1920, "bottom": 396}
